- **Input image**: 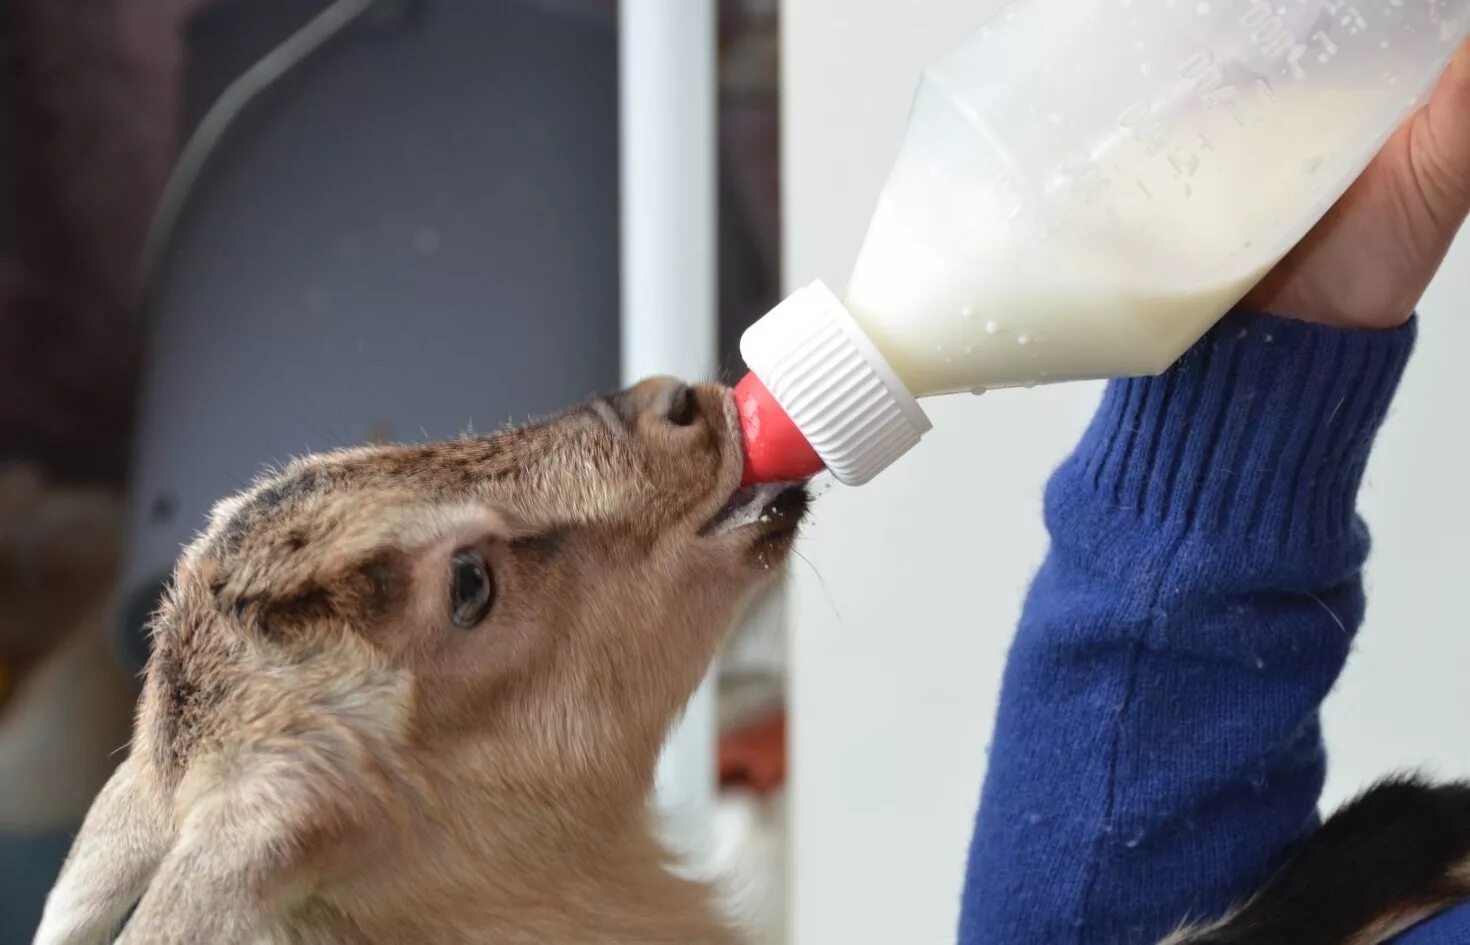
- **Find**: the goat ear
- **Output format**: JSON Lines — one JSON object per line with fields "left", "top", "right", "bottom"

{"left": 109, "top": 758, "right": 371, "bottom": 945}
{"left": 33, "top": 758, "right": 169, "bottom": 945}
{"left": 109, "top": 821, "right": 283, "bottom": 945}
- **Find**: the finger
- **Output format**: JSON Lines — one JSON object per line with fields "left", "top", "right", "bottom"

{"left": 1413, "top": 39, "right": 1470, "bottom": 214}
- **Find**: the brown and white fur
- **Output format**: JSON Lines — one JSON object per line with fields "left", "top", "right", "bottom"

{"left": 32, "top": 378, "right": 1470, "bottom": 944}
{"left": 36, "top": 377, "right": 794, "bottom": 945}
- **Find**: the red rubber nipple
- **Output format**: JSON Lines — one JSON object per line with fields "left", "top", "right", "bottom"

{"left": 734, "top": 372, "right": 825, "bottom": 485}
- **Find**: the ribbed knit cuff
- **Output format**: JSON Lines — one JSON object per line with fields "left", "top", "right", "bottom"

{"left": 1058, "top": 311, "right": 1416, "bottom": 552}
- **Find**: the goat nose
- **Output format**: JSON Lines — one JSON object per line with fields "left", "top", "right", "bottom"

{"left": 614, "top": 377, "right": 698, "bottom": 427}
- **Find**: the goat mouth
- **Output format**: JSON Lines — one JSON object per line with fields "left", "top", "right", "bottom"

{"left": 701, "top": 482, "right": 810, "bottom": 538}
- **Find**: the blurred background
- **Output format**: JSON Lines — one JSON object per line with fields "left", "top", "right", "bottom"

{"left": 0, "top": 0, "right": 786, "bottom": 939}
{"left": 2, "top": 2, "right": 1468, "bottom": 944}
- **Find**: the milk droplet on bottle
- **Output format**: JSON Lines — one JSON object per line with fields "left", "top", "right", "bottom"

{"left": 734, "top": 0, "right": 1470, "bottom": 487}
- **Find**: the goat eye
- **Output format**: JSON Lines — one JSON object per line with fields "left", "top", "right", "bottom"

{"left": 449, "top": 549, "right": 495, "bottom": 628}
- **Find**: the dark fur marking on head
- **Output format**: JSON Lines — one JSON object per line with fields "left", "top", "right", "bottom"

{"left": 215, "top": 470, "right": 330, "bottom": 555}
{"left": 357, "top": 550, "right": 407, "bottom": 615}
{"left": 263, "top": 586, "right": 337, "bottom": 636}
{"left": 228, "top": 593, "right": 255, "bottom": 619}
{"left": 256, "top": 552, "right": 409, "bottom": 641}
{"left": 253, "top": 471, "right": 323, "bottom": 513}
{"left": 509, "top": 529, "right": 566, "bottom": 560}
{"left": 151, "top": 615, "right": 230, "bottom": 778}
{"left": 369, "top": 440, "right": 525, "bottom": 487}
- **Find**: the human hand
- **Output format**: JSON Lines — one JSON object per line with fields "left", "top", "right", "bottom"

{"left": 1244, "top": 40, "right": 1470, "bottom": 330}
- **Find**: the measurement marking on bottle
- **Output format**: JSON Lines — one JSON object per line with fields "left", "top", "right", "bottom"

{"left": 1240, "top": 0, "right": 1302, "bottom": 60}
{"left": 1340, "top": 6, "right": 1368, "bottom": 35}
{"left": 1057, "top": 159, "right": 1111, "bottom": 205}
{"left": 1180, "top": 49, "right": 1242, "bottom": 112}
{"left": 1117, "top": 99, "right": 1171, "bottom": 156}
{"left": 959, "top": 134, "right": 1049, "bottom": 250}
{"left": 1167, "top": 148, "right": 1201, "bottom": 177}
{"left": 1312, "top": 30, "right": 1340, "bottom": 62}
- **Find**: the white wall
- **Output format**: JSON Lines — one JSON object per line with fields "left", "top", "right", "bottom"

{"left": 782, "top": 4, "right": 1470, "bottom": 944}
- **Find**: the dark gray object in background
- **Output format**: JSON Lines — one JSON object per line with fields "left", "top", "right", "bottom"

{"left": 0, "top": 3, "right": 616, "bottom": 940}
{"left": 117, "top": 0, "right": 619, "bottom": 669}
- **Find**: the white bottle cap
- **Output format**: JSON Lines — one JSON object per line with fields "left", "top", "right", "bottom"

{"left": 739, "top": 281, "right": 932, "bottom": 486}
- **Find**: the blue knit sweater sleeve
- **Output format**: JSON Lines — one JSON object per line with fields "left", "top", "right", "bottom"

{"left": 955, "top": 310, "right": 1465, "bottom": 944}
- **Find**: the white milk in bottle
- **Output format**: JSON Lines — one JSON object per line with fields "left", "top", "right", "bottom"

{"left": 735, "top": 0, "right": 1470, "bottom": 485}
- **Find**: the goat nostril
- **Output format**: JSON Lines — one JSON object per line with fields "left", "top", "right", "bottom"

{"left": 666, "top": 384, "right": 698, "bottom": 427}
